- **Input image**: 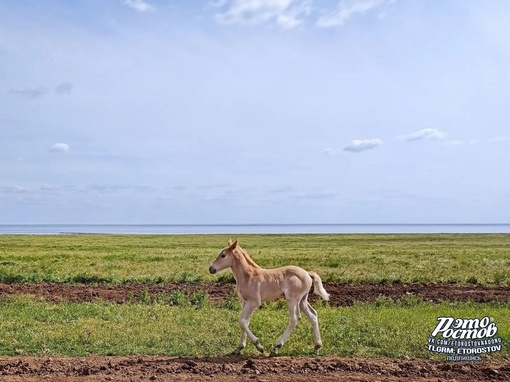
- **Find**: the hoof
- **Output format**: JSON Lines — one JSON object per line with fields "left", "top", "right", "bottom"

{"left": 230, "top": 348, "right": 242, "bottom": 356}
{"left": 314, "top": 344, "right": 322, "bottom": 355}
{"left": 254, "top": 339, "right": 264, "bottom": 354}
{"left": 270, "top": 344, "right": 282, "bottom": 357}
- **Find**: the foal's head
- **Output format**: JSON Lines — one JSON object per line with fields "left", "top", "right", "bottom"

{"left": 209, "top": 239, "right": 238, "bottom": 274}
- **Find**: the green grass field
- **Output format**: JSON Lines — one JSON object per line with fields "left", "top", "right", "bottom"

{"left": 0, "top": 296, "right": 508, "bottom": 359}
{"left": 1, "top": 234, "right": 509, "bottom": 284}
{"left": 0, "top": 234, "right": 508, "bottom": 358}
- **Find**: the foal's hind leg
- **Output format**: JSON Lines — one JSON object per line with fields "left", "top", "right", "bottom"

{"left": 270, "top": 299, "right": 300, "bottom": 356}
{"left": 299, "top": 294, "right": 323, "bottom": 354}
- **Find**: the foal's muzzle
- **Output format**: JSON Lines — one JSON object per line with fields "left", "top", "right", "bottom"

{"left": 209, "top": 265, "right": 217, "bottom": 274}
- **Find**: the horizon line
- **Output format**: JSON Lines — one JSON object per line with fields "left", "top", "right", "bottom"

{"left": 1, "top": 223, "right": 510, "bottom": 227}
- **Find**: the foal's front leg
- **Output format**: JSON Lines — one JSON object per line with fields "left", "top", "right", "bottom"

{"left": 231, "top": 301, "right": 247, "bottom": 355}
{"left": 236, "top": 300, "right": 264, "bottom": 354}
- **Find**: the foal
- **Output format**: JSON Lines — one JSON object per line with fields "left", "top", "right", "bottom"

{"left": 209, "top": 239, "right": 330, "bottom": 356}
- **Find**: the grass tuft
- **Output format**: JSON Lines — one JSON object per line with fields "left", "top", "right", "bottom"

{"left": 466, "top": 276, "right": 479, "bottom": 285}
{"left": 221, "top": 292, "right": 239, "bottom": 311}
{"left": 128, "top": 290, "right": 209, "bottom": 308}
{"left": 70, "top": 274, "right": 113, "bottom": 284}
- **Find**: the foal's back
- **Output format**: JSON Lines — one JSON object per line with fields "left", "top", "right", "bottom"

{"left": 257, "top": 265, "right": 313, "bottom": 302}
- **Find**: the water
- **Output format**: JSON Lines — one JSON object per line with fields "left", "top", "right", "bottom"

{"left": 1, "top": 224, "right": 510, "bottom": 235}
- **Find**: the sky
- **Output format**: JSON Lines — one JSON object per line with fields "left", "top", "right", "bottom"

{"left": 1, "top": 0, "right": 510, "bottom": 224}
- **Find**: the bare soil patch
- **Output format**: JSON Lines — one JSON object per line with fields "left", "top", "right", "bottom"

{"left": 0, "top": 282, "right": 508, "bottom": 306}
{"left": 0, "top": 355, "right": 508, "bottom": 382}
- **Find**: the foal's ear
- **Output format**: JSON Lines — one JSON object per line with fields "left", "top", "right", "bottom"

{"left": 228, "top": 239, "right": 238, "bottom": 251}
{"left": 228, "top": 238, "right": 233, "bottom": 246}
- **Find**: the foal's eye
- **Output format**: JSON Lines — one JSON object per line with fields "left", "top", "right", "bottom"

{"left": 221, "top": 254, "right": 226, "bottom": 258}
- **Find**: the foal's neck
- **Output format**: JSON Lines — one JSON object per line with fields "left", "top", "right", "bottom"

{"left": 231, "top": 248, "right": 261, "bottom": 282}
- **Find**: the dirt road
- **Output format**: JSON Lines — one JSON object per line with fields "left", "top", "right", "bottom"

{"left": 0, "top": 281, "right": 508, "bottom": 306}
{"left": 0, "top": 355, "right": 509, "bottom": 382}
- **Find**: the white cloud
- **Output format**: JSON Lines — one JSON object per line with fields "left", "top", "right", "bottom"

{"left": 123, "top": 0, "right": 154, "bottom": 12}
{"left": 209, "top": 0, "right": 229, "bottom": 7}
{"left": 268, "top": 185, "right": 294, "bottom": 194}
{"left": 277, "top": 13, "right": 302, "bottom": 29}
{"left": 323, "top": 148, "right": 334, "bottom": 157}
{"left": 295, "top": 190, "right": 337, "bottom": 200}
{"left": 9, "top": 86, "right": 49, "bottom": 98}
{"left": 403, "top": 128, "right": 447, "bottom": 142}
{"left": 0, "top": 186, "right": 31, "bottom": 194}
{"left": 343, "top": 138, "right": 383, "bottom": 153}
{"left": 9, "top": 83, "right": 72, "bottom": 98}
{"left": 441, "top": 140, "right": 465, "bottom": 146}
{"left": 489, "top": 136, "right": 510, "bottom": 143}
{"left": 215, "top": 0, "right": 309, "bottom": 28}
{"left": 49, "top": 143, "right": 70, "bottom": 153}
{"left": 55, "top": 82, "right": 73, "bottom": 95}
{"left": 216, "top": 0, "right": 291, "bottom": 25}
{"left": 278, "top": 0, "right": 312, "bottom": 29}
{"left": 317, "top": 0, "right": 394, "bottom": 28}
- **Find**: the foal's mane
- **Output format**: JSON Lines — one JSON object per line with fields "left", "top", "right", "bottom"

{"left": 235, "top": 247, "right": 261, "bottom": 269}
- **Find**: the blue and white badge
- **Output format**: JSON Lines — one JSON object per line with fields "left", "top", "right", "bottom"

{"left": 428, "top": 316, "right": 502, "bottom": 362}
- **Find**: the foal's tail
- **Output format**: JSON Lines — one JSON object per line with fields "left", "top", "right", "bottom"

{"left": 308, "top": 272, "right": 330, "bottom": 301}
